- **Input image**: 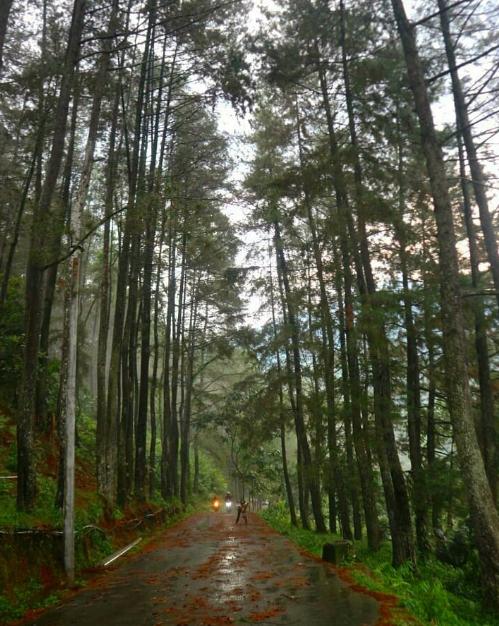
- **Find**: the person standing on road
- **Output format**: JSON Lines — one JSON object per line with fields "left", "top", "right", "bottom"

{"left": 236, "top": 498, "right": 248, "bottom": 525}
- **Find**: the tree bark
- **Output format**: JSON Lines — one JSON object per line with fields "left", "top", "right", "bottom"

{"left": 17, "top": 0, "right": 86, "bottom": 511}
{"left": 437, "top": 0, "right": 499, "bottom": 309}
{"left": 180, "top": 277, "right": 199, "bottom": 505}
{"left": 394, "top": 125, "right": 430, "bottom": 555}
{"left": 269, "top": 246, "right": 298, "bottom": 527}
{"left": 135, "top": 0, "right": 158, "bottom": 500}
{"left": 392, "top": 0, "right": 499, "bottom": 606}
{"left": 334, "top": 256, "right": 365, "bottom": 543}
{"left": 0, "top": 0, "right": 13, "bottom": 70}
{"left": 96, "top": 84, "right": 120, "bottom": 495}
{"left": 457, "top": 135, "right": 497, "bottom": 503}
{"left": 63, "top": 0, "right": 119, "bottom": 566}
{"left": 273, "top": 218, "right": 326, "bottom": 532}
{"left": 161, "top": 218, "right": 176, "bottom": 499}
{"left": 295, "top": 100, "right": 350, "bottom": 538}
{"left": 318, "top": 46, "right": 412, "bottom": 562}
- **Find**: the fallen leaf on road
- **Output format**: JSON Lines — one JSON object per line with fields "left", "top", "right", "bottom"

{"left": 248, "top": 607, "right": 285, "bottom": 622}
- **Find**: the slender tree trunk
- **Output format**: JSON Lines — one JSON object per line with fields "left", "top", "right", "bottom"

{"left": 119, "top": 237, "right": 140, "bottom": 505}
{"left": 275, "top": 255, "right": 310, "bottom": 530}
{"left": 36, "top": 76, "right": 80, "bottom": 431}
{"left": 193, "top": 434, "right": 200, "bottom": 494}
{"left": 269, "top": 248, "right": 298, "bottom": 526}
{"left": 17, "top": 0, "right": 86, "bottom": 512}
{"left": 55, "top": 264, "right": 71, "bottom": 509}
{"left": 274, "top": 219, "right": 326, "bottom": 533}
{"left": 396, "top": 216, "right": 430, "bottom": 555}
{"left": 148, "top": 213, "right": 165, "bottom": 497}
{"left": 394, "top": 128, "right": 430, "bottom": 556}
{"left": 319, "top": 39, "right": 414, "bottom": 565}
{"left": 96, "top": 85, "right": 119, "bottom": 495}
{"left": 180, "top": 278, "right": 199, "bottom": 505}
{"left": 105, "top": 0, "right": 151, "bottom": 503}
{"left": 162, "top": 220, "right": 176, "bottom": 499}
{"left": 334, "top": 248, "right": 379, "bottom": 549}
{"left": 63, "top": 174, "right": 81, "bottom": 586}
{"left": 63, "top": 0, "right": 118, "bottom": 565}
{"left": 135, "top": 0, "right": 158, "bottom": 501}
{"left": 334, "top": 265, "right": 363, "bottom": 540}
{"left": 0, "top": 127, "right": 44, "bottom": 305}
{"left": 295, "top": 101, "right": 349, "bottom": 537}
{"left": 0, "top": 0, "right": 13, "bottom": 70}
{"left": 422, "top": 228, "right": 440, "bottom": 530}
{"left": 392, "top": 0, "right": 499, "bottom": 605}
{"left": 135, "top": 210, "right": 155, "bottom": 499}
{"left": 169, "top": 232, "right": 186, "bottom": 498}
{"left": 457, "top": 136, "right": 497, "bottom": 503}
{"left": 437, "top": 0, "right": 499, "bottom": 308}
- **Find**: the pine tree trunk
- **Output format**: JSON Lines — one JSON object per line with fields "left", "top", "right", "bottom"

{"left": 269, "top": 249, "right": 298, "bottom": 527}
{"left": 295, "top": 101, "right": 350, "bottom": 537}
{"left": 119, "top": 237, "right": 140, "bottom": 505}
{"left": 437, "top": 0, "right": 499, "bottom": 308}
{"left": 135, "top": 215, "right": 154, "bottom": 499}
{"left": 161, "top": 221, "right": 176, "bottom": 499}
{"left": 276, "top": 255, "right": 311, "bottom": 530}
{"left": 393, "top": 124, "right": 430, "bottom": 555}
{"left": 392, "top": 0, "right": 499, "bottom": 606}
{"left": 63, "top": 0, "right": 118, "bottom": 564}
{"left": 0, "top": 127, "right": 44, "bottom": 305}
{"left": 457, "top": 136, "right": 497, "bottom": 503}
{"left": 318, "top": 43, "right": 414, "bottom": 565}
{"left": 180, "top": 278, "right": 198, "bottom": 506}
{"left": 193, "top": 434, "right": 200, "bottom": 494}
{"left": 0, "top": 0, "right": 13, "bottom": 70}
{"left": 169, "top": 232, "right": 186, "bottom": 498}
{"left": 17, "top": 0, "right": 86, "bottom": 512}
{"left": 105, "top": 0, "right": 151, "bottom": 503}
{"left": 148, "top": 213, "right": 165, "bottom": 498}
{"left": 334, "top": 249, "right": 379, "bottom": 549}
{"left": 334, "top": 266, "right": 363, "bottom": 540}
{"left": 36, "top": 79, "right": 80, "bottom": 431}
{"left": 96, "top": 84, "right": 119, "bottom": 496}
{"left": 274, "top": 219, "right": 326, "bottom": 533}
{"left": 55, "top": 266, "right": 71, "bottom": 509}
{"left": 135, "top": 0, "right": 158, "bottom": 501}
{"left": 422, "top": 243, "right": 440, "bottom": 531}
{"left": 396, "top": 216, "right": 430, "bottom": 555}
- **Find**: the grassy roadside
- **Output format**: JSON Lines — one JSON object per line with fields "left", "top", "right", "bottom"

{"left": 261, "top": 506, "right": 499, "bottom": 626}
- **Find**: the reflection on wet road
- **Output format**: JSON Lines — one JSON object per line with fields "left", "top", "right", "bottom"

{"left": 27, "top": 512, "right": 380, "bottom": 625}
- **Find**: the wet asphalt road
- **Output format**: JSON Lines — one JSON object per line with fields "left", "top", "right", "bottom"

{"left": 26, "top": 512, "right": 379, "bottom": 626}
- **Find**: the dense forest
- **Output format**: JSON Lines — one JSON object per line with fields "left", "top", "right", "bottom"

{"left": 0, "top": 0, "right": 498, "bottom": 623}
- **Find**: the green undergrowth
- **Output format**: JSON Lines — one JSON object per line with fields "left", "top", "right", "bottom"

{"left": 0, "top": 580, "right": 62, "bottom": 623}
{"left": 0, "top": 501, "right": 198, "bottom": 623}
{"left": 0, "top": 474, "right": 109, "bottom": 530}
{"left": 261, "top": 502, "right": 343, "bottom": 555}
{"left": 261, "top": 504, "right": 499, "bottom": 626}
{"left": 353, "top": 542, "right": 499, "bottom": 626}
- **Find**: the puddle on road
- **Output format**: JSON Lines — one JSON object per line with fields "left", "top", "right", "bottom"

{"left": 202, "top": 520, "right": 379, "bottom": 626}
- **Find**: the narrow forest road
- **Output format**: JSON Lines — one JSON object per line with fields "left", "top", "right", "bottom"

{"left": 26, "top": 512, "right": 381, "bottom": 626}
